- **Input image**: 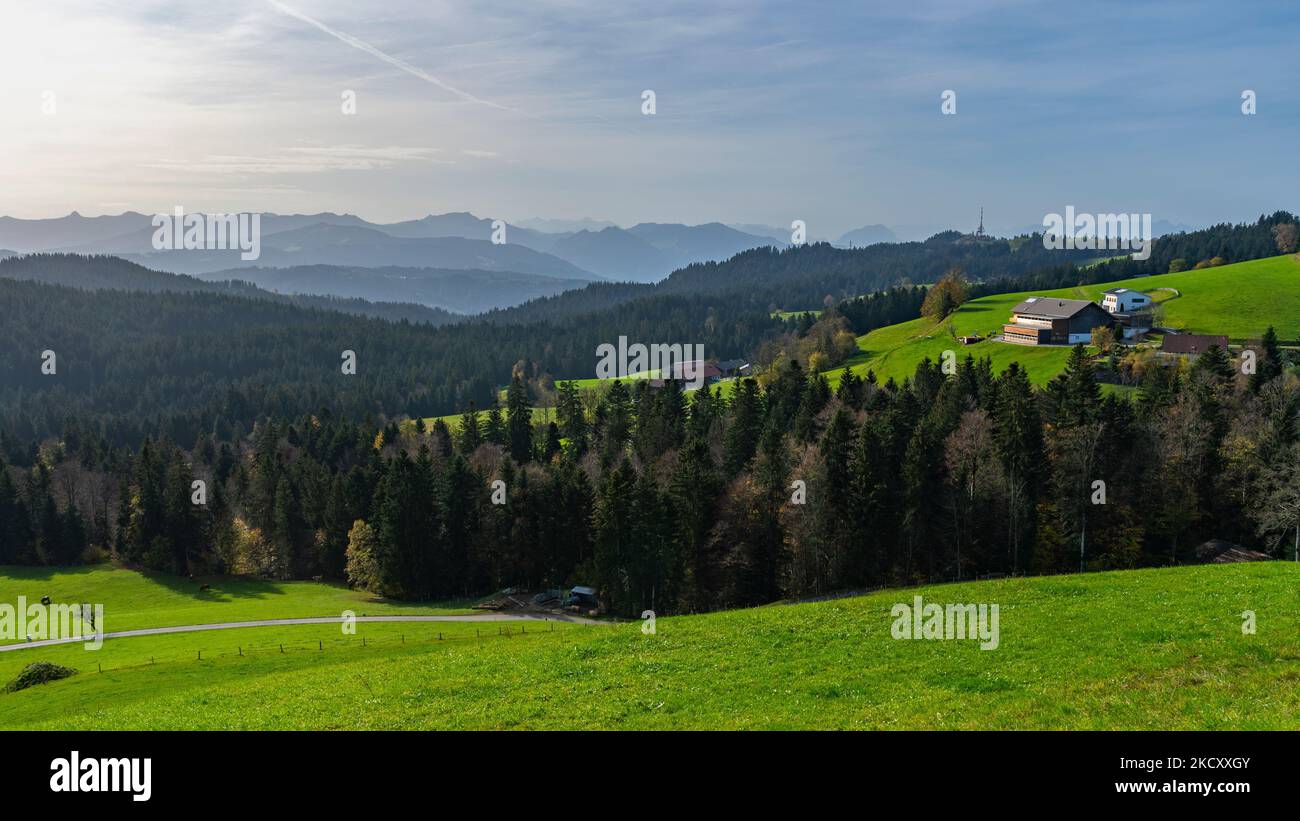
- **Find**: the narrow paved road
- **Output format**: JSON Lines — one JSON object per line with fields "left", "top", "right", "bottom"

{"left": 0, "top": 612, "right": 602, "bottom": 652}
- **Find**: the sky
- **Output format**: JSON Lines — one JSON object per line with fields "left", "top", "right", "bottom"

{"left": 1, "top": 0, "right": 1298, "bottom": 237}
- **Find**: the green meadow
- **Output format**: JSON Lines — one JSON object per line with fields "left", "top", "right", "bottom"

{"left": 0, "top": 565, "right": 473, "bottom": 644}
{"left": 3, "top": 563, "right": 1298, "bottom": 729}
{"left": 415, "top": 254, "right": 1300, "bottom": 427}
{"left": 835, "top": 253, "right": 1300, "bottom": 388}
{"left": 416, "top": 405, "right": 552, "bottom": 434}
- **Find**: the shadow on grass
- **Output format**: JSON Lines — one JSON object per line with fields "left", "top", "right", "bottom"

{"left": 2, "top": 564, "right": 482, "bottom": 613}
{"left": 0, "top": 564, "right": 98, "bottom": 583}
{"left": 143, "top": 570, "right": 288, "bottom": 604}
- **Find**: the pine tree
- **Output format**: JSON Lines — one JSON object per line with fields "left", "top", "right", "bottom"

{"left": 556, "top": 380, "right": 588, "bottom": 454}
{"left": 723, "top": 378, "right": 764, "bottom": 476}
{"left": 439, "top": 453, "right": 476, "bottom": 598}
{"left": 0, "top": 460, "right": 31, "bottom": 564}
{"left": 60, "top": 502, "right": 87, "bottom": 564}
{"left": 162, "top": 451, "right": 198, "bottom": 574}
{"left": 993, "top": 363, "right": 1045, "bottom": 573}
{"left": 37, "top": 494, "right": 62, "bottom": 565}
{"left": 321, "top": 476, "right": 353, "bottom": 578}
{"left": 670, "top": 435, "right": 720, "bottom": 610}
{"left": 747, "top": 419, "right": 791, "bottom": 602}
{"left": 806, "top": 405, "right": 855, "bottom": 590}
{"left": 1191, "top": 344, "right": 1233, "bottom": 383}
{"left": 506, "top": 376, "right": 534, "bottom": 464}
{"left": 1049, "top": 344, "right": 1101, "bottom": 426}
{"left": 458, "top": 402, "right": 482, "bottom": 454}
{"left": 271, "top": 477, "right": 296, "bottom": 579}
{"left": 835, "top": 366, "right": 861, "bottom": 408}
{"left": 484, "top": 399, "right": 506, "bottom": 446}
{"left": 431, "top": 419, "right": 454, "bottom": 458}
{"left": 593, "top": 459, "right": 637, "bottom": 614}
{"left": 1249, "top": 326, "right": 1283, "bottom": 393}
{"left": 619, "top": 462, "right": 672, "bottom": 613}
{"left": 688, "top": 384, "right": 720, "bottom": 439}
{"left": 601, "top": 379, "right": 633, "bottom": 459}
{"left": 542, "top": 422, "right": 563, "bottom": 463}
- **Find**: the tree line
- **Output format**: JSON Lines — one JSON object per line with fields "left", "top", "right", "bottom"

{"left": 3, "top": 213, "right": 1293, "bottom": 455}
{"left": 3, "top": 339, "right": 1296, "bottom": 615}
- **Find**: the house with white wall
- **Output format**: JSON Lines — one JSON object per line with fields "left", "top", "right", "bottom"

{"left": 1100, "top": 288, "right": 1151, "bottom": 313}
{"left": 1100, "top": 288, "right": 1154, "bottom": 339}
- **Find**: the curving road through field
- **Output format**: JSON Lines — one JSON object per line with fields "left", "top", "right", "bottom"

{"left": 0, "top": 612, "right": 602, "bottom": 652}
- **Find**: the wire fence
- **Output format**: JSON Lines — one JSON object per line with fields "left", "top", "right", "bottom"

{"left": 70, "top": 620, "right": 622, "bottom": 677}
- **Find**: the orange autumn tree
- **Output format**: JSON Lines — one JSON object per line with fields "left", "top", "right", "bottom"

{"left": 921, "top": 267, "right": 970, "bottom": 321}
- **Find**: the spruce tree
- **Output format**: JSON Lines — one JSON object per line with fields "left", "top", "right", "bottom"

{"left": 723, "top": 378, "right": 764, "bottom": 476}
{"left": 1249, "top": 326, "right": 1283, "bottom": 393}
{"left": 458, "top": 402, "right": 482, "bottom": 455}
{"left": 484, "top": 399, "right": 506, "bottom": 446}
{"left": 506, "top": 376, "right": 534, "bottom": 464}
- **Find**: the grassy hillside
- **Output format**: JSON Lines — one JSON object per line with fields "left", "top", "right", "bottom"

{"left": 415, "top": 405, "right": 553, "bottom": 434}
{"left": 1107, "top": 254, "right": 1300, "bottom": 339}
{"left": 3, "top": 563, "right": 1299, "bottom": 729}
{"left": 417, "top": 254, "right": 1300, "bottom": 425}
{"left": 0, "top": 565, "right": 474, "bottom": 644}
{"left": 834, "top": 253, "right": 1300, "bottom": 387}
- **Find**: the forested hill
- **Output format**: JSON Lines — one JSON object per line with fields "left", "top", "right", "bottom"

{"left": 487, "top": 232, "right": 1099, "bottom": 324}
{"left": 1, "top": 217, "right": 1297, "bottom": 610}
{"left": 1052, "top": 212, "right": 1296, "bottom": 285}
{"left": 489, "top": 212, "right": 1300, "bottom": 327}
{"left": 2, "top": 213, "right": 1295, "bottom": 451}
{"left": 0, "top": 275, "right": 776, "bottom": 448}
{"left": 0, "top": 254, "right": 457, "bottom": 326}
{"left": 0, "top": 277, "right": 479, "bottom": 448}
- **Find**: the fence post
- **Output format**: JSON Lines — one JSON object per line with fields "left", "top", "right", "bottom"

{"left": 238, "top": 646, "right": 242, "bottom": 657}
{"left": 280, "top": 644, "right": 284, "bottom": 654}
{"left": 438, "top": 632, "right": 442, "bottom": 641}
{"left": 319, "top": 640, "right": 322, "bottom": 651}
{"left": 197, "top": 650, "right": 201, "bottom": 661}
{"left": 362, "top": 636, "right": 366, "bottom": 647}
{"left": 98, "top": 662, "right": 102, "bottom": 673}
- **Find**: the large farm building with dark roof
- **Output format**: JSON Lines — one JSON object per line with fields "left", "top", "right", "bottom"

{"left": 1002, "top": 297, "right": 1115, "bottom": 346}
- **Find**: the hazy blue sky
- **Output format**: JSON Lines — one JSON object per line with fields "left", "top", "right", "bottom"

{"left": 2, "top": 0, "right": 1297, "bottom": 236}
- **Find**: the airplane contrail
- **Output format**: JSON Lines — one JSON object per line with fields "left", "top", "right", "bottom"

{"left": 266, "top": 0, "right": 518, "bottom": 113}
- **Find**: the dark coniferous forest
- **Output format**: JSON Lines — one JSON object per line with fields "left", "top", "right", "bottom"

{"left": 1, "top": 213, "right": 1297, "bottom": 614}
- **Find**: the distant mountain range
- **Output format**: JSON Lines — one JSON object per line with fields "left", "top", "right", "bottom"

{"left": 122, "top": 223, "right": 596, "bottom": 281}
{"left": 0, "top": 210, "right": 1206, "bottom": 314}
{"left": 729, "top": 222, "right": 899, "bottom": 247}
{"left": 835, "top": 224, "right": 898, "bottom": 247}
{"left": 514, "top": 216, "right": 617, "bottom": 233}
{"left": 0, "top": 253, "right": 457, "bottom": 325}
{"left": 0, "top": 211, "right": 787, "bottom": 295}
{"left": 195, "top": 264, "right": 592, "bottom": 315}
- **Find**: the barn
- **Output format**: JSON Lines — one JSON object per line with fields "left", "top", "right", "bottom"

{"left": 1003, "top": 297, "right": 1114, "bottom": 346}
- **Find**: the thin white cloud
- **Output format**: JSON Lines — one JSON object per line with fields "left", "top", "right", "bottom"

{"left": 461, "top": 149, "right": 499, "bottom": 158}
{"left": 265, "top": 0, "right": 518, "bottom": 113}
{"left": 142, "top": 146, "right": 451, "bottom": 175}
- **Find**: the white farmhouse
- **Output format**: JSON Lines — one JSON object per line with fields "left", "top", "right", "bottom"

{"left": 1099, "top": 288, "right": 1154, "bottom": 339}
{"left": 1100, "top": 288, "right": 1151, "bottom": 313}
